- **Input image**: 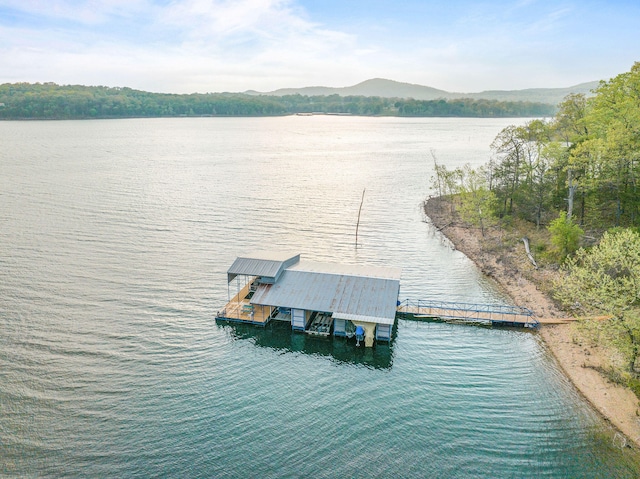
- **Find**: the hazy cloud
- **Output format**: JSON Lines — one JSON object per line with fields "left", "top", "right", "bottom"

{"left": 0, "top": 0, "right": 638, "bottom": 92}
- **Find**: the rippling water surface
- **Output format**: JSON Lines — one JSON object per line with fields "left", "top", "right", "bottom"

{"left": 1, "top": 117, "right": 639, "bottom": 477}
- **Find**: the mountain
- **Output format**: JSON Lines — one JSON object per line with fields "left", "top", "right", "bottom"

{"left": 261, "top": 78, "right": 451, "bottom": 100}
{"left": 247, "top": 78, "right": 600, "bottom": 105}
{"left": 464, "top": 82, "right": 599, "bottom": 104}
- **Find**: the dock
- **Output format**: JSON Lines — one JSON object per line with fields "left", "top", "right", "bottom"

{"left": 216, "top": 252, "right": 401, "bottom": 346}
{"left": 396, "top": 299, "right": 539, "bottom": 328}
{"left": 216, "top": 252, "right": 550, "bottom": 350}
{"left": 216, "top": 279, "right": 273, "bottom": 326}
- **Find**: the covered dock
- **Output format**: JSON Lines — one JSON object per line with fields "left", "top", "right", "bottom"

{"left": 217, "top": 252, "right": 402, "bottom": 347}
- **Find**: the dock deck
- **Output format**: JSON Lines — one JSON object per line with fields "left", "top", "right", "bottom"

{"left": 216, "top": 281, "right": 272, "bottom": 326}
{"left": 397, "top": 299, "right": 538, "bottom": 328}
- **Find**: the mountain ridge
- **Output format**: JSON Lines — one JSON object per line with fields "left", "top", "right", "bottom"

{"left": 247, "top": 78, "right": 599, "bottom": 105}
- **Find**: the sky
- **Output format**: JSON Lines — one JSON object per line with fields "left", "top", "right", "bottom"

{"left": 0, "top": 0, "right": 638, "bottom": 94}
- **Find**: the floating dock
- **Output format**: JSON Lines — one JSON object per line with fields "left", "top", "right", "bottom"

{"left": 217, "top": 252, "right": 544, "bottom": 348}
{"left": 217, "top": 252, "right": 401, "bottom": 347}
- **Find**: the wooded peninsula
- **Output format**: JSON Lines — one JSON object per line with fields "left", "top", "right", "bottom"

{"left": 427, "top": 62, "right": 640, "bottom": 420}
{"left": 0, "top": 82, "right": 555, "bottom": 120}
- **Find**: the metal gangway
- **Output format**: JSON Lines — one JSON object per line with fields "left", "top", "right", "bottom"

{"left": 396, "top": 299, "right": 538, "bottom": 329}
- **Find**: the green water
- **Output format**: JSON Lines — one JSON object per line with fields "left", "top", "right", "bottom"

{"left": 1, "top": 117, "right": 639, "bottom": 477}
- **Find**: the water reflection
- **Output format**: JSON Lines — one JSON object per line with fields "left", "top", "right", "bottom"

{"left": 216, "top": 319, "right": 395, "bottom": 369}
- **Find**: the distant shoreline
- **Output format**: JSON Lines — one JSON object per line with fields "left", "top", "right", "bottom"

{"left": 424, "top": 195, "right": 640, "bottom": 448}
{"left": 0, "top": 111, "right": 551, "bottom": 121}
{"left": 0, "top": 83, "right": 557, "bottom": 121}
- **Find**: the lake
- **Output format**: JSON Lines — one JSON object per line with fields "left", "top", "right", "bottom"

{"left": 1, "top": 116, "right": 639, "bottom": 477}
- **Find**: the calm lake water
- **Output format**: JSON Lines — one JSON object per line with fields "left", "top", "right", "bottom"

{"left": 1, "top": 117, "right": 639, "bottom": 478}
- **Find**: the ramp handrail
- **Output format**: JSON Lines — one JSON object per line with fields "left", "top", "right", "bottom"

{"left": 398, "top": 298, "right": 534, "bottom": 317}
{"left": 397, "top": 299, "right": 539, "bottom": 328}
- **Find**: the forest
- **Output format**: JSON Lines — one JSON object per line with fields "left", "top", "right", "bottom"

{"left": 432, "top": 62, "right": 640, "bottom": 390}
{"left": 0, "top": 82, "right": 555, "bottom": 119}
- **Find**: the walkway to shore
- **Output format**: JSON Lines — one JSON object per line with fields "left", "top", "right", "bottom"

{"left": 397, "top": 299, "right": 538, "bottom": 328}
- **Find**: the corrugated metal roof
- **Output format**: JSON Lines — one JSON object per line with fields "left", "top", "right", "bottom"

{"left": 250, "top": 263, "right": 401, "bottom": 325}
{"left": 289, "top": 261, "right": 401, "bottom": 280}
{"left": 227, "top": 252, "right": 300, "bottom": 283}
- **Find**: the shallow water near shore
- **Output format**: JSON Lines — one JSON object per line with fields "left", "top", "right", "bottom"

{"left": 2, "top": 116, "right": 640, "bottom": 477}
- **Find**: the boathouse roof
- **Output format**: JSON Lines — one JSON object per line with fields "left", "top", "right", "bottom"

{"left": 227, "top": 252, "right": 300, "bottom": 284}
{"left": 250, "top": 260, "right": 401, "bottom": 325}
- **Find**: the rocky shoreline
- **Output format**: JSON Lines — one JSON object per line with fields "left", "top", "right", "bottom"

{"left": 424, "top": 195, "right": 640, "bottom": 448}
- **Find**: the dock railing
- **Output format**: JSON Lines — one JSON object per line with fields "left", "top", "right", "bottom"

{"left": 397, "top": 299, "right": 538, "bottom": 328}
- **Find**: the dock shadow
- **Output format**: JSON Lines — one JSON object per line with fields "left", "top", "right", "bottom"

{"left": 216, "top": 319, "right": 395, "bottom": 370}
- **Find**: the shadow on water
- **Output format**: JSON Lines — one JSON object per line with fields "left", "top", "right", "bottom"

{"left": 215, "top": 319, "right": 395, "bottom": 370}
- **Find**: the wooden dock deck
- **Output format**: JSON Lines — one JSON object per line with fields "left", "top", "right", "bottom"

{"left": 397, "top": 299, "right": 539, "bottom": 328}
{"left": 216, "top": 280, "right": 273, "bottom": 326}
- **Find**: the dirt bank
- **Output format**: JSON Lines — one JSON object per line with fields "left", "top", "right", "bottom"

{"left": 424, "top": 195, "right": 640, "bottom": 447}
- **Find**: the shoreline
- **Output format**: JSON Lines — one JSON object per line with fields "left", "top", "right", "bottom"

{"left": 424, "top": 195, "right": 640, "bottom": 448}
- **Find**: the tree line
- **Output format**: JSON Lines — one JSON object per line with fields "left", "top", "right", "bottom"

{"left": 0, "top": 82, "right": 555, "bottom": 119}
{"left": 432, "top": 62, "right": 640, "bottom": 388}
{"left": 0, "top": 83, "right": 288, "bottom": 119}
{"left": 394, "top": 98, "right": 554, "bottom": 117}
{"left": 433, "top": 62, "right": 639, "bottom": 233}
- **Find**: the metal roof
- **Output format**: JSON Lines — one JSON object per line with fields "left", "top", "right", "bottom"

{"left": 250, "top": 261, "right": 401, "bottom": 325}
{"left": 289, "top": 261, "right": 402, "bottom": 280}
{"left": 227, "top": 252, "right": 300, "bottom": 283}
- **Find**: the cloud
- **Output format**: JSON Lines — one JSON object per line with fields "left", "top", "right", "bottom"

{"left": 524, "top": 6, "right": 573, "bottom": 34}
{"left": 0, "top": 0, "right": 362, "bottom": 91}
{"left": 160, "top": 0, "right": 304, "bottom": 37}
{"left": 0, "top": 0, "right": 153, "bottom": 25}
{"left": 0, "top": 0, "right": 637, "bottom": 92}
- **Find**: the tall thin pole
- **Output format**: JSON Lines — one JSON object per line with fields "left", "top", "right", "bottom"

{"left": 355, "top": 188, "right": 365, "bottom": 247}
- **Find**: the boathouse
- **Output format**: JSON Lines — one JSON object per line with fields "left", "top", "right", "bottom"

{"left": 218, "top": 252, "right": 402, "bottom": 347}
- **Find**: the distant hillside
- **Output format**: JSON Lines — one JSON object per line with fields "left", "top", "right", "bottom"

{"left": 249, "top": 78, "right": 599, "bottom": 105}
{"left": 260, "top": 78, "right": 451, "bottom": 100}
{"left": 0, "top": 82, "right": 557, "bottom": 120}
{"left": 464, "top": 82, "right": 599, "bottom": 104}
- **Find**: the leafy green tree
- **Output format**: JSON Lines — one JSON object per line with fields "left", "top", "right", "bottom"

{"left": 458, "top": 164, "right": 497, "bottom": 236}
{"left": 490, "top": 125, "right": 526, "bottom": 217}
{"left": 515, "top": 120, "right": 555, "bottom": 228}
{"left": 489, "top": 120, "right": 552, "bottom": 222}
{"left": 541, "top": 141, "right": 571, "bottom": 216}
{"left": 554, "top": 93, "right": 589, "bottom": 143}
{"left": 554, "top": 229, "right": 640, "bottom": 374}
{"left": 478, "top": 62, "right": 640, "bottom": 231}
{"left": 548, "top": 211, "right": 583, "bottom": 260}
{"left": 568, "top": 62, "right": 640, "bottom": 227}
{"left": 430, "top": 160, "right": 463, "bottom": 214}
